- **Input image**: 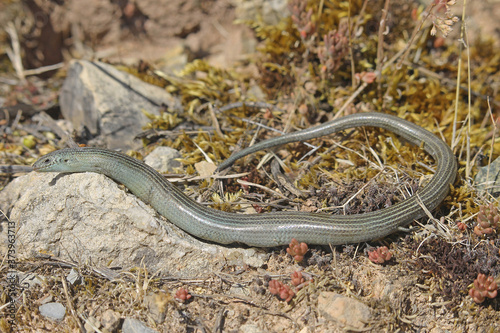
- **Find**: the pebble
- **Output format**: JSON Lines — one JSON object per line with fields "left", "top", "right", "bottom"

{"left": 101, "top": 309, "right": 121, "bottom": 332}
{"left": 38, "top": 302, "right": 66, "bottom": 321}
{"left": 317, "top": 292, "right": 372, "bottom": 329}
{"left": 144, "top": 146, "right": 182, "bottom": 173}
{"left": 122, "top": 318, "right": 158, "bottom": 333}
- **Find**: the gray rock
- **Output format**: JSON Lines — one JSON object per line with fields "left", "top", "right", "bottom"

{"left": 59, "top": 60, "right": 181, "bottom": 150}
{"left": 66, "top": 268, "right": 82, "bottom": 285}
{"left": 474, "top": 156, "right": 500, "bottom": 197}
{"left": 101, "top": 309, "right": 121, "bottom": 332}
{"left": 239, "top": 323, "right": 266, "bottom": 333}
{"left": 144, "top": 292, "right": 169, "bottom": 324}
{"left": 317, "top": 292, "right": 372, "bottom": 330}
{"left": 122, "top": 318, "right": 158, "bottom": 333}
{"left": 39, "top": 302, "right": 66, "bottom": 321}
{"left": 144, "top": 146, "right": 182, "bottom": 173}
{"left": 229, "top": 283, "right": 250, "bottom": 298}
{"left": 0, "top": 171, "right": 267, "bottom": 278}
{"left": 234, "top": 0, "right": 289, "bottom": 25}
{"left": 37, "top": 295, "right": 54, "bottom": 305}
{"left": 84, "top": 315, "right": 100, "bottom": 333}
{"left": 16, "top": 272, "right": 45, "bottom": 289}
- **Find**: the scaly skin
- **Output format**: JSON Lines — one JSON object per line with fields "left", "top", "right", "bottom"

{"left": 33, "top": 112, "right": 457, "bottom": 247}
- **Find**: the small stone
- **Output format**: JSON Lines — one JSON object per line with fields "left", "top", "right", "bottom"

{"left": 39, "top": 302, "right": 66, "bottom": 321}
{"left": 101, "top": 309, "right": 121, "bottom": 332}
{"left": 67, "top": 268, "right": 82, "bottom": 285}
{"left": 84, "top": 315, "right": 100, "bottom": 333}
{"left": 17, "top": 272, "right": 45, "bottom": 289}
{"left": 37, "top": 295, "right": 53, "bottom": 305}
{"left": 144, "top": 292, "right": 171, "bottom": 323}
{"left": 475, "top": 156, "right": 500, "bottom": 197}
{"left": 317, "top": 292, "right": 371, "bottom": 329}
{"left": 194, "top": 161, "right": 216, "bottom": 178}
{"left": 144, "top": 146, "right": 182, "bottom": 173}
{"left": 239, "top": 323, "right": 265, "bottom": 333}
{"left": 229, "top": 284, "right": 249, "bottom": 298}
{"left": 122, "top": 318, "right": 158, "bottom": 333}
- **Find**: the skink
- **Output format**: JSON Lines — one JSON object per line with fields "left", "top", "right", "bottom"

{"left": 32, "top": 112, "right": 457, "bottom": 247}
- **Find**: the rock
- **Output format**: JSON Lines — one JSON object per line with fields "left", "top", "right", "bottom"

{"left": 474, "top": 156, "right": 500, "bottom": 197}
{"left": 39, "top": 302, "right": 66, "bottom": 321}
{"left": 229, "top": 284, "right": 250, "bottom": 298}
{"left": 101, "top": 309, "right": 121, "bottom": 332}
{"left": 37, "top": 295, "right": 54, "bottom": 305}
{"left": 317, "top": 292, "right": 372, "bottom": 330}
{"left": 16, "top": 272, "right": 45, "bottom": 289}
{"left": 59, "top": 60, "right": 181, "bottom": 150}
{"left": 144, "top": 292, "right": 170, "bottom": 324}
{"left": 66, "top": 268, "right": 82, "bottom": 285}
{"left": 84, "top": 315, "right": 101, "bottom": 333}
{"left": 194, "top": 161, "right": 217, "bottom": 178}
{"left": 234, "top": 0, "right": 290, "bottom": 25}
{"left": 122, "top": 318, "right": 158, "bottom": 333}
{"left": 239, "top": 323, "right": 266, "bottom": 333}
{"left": 144, "top": 147, "right": 182, "bottom": 173}
{"left": 0, "top": 171, "right": 267, "bottom": 278}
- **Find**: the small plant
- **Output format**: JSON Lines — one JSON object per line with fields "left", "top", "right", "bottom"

{"left": 368, "top": 246, "right": 392, "bottom": 264}
{"left": 174, "top": 288, "right": 192, "bottom": 303}
{"left": 240, "top": 176, "right": 250, "bottom": 193}
{"left": 317, "top": 23, "right": 349, "bottom": 76}
{"left": 289, "top": 0, "right": 316, "bottom": 42}
{"left": 469, "top": 273, "right": 498, "bottom": 304}
{"left": 252, "top": 204, "right": 264, "bottom": 213}
{"left": 291, "top": 270, "right": 313, "bottom": 290}
{"left": 456, "top": 221, "right": 467, "bottom": 232}
{"left": 286, "top": 238, "right": 308, "bottom": 262}
{"left": 268, "top": 280, "right": 295, "bottom": 303}
{"left": 429, "top": 0, "right": 459, "bottom": 37}
{"left": 355, "top": 71, "right": 377, "bottom": 84}
{"left": 291, "top": 271, "right": 305, "bottom": 287}
{"left": 473, "top": 203, "right": 499, "bottom": 237}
